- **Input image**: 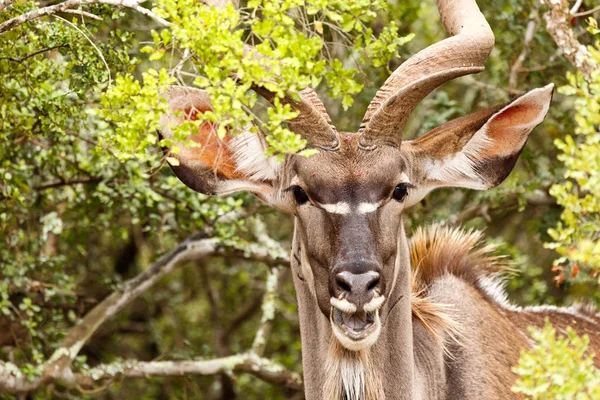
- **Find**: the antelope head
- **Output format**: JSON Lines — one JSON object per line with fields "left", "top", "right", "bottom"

{"left": 160, "top": 0, "right": 553, "bottom": 352}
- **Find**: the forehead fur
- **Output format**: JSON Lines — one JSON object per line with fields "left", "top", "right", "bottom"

{"left": 291, "top": 134, "right": 406, "bottom": 202}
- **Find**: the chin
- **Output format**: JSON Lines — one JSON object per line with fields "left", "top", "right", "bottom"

{"left": 330, "top": 308, "right": 382, "bottom": 351}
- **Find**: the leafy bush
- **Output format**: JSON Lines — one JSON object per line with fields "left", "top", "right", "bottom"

{"left": 513, "top": 320, "right": 600, "bottom": 399}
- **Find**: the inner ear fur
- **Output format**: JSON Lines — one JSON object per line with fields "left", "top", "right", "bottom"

{"left": 405, "top": 84, "right": 554, "bottom": 190}
{"left": 159, "top": 86, "right": 275, "bottom": 196}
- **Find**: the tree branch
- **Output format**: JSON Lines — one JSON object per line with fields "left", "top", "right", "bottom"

{"left": 251, "top": 267, "right": 280, "bottom": 356}
{"left": 77, "top": 354, "right": 302, "bottom": 391}
{"left": 0, "top": 353, "right": 303, "bottom": 394}
{"left": 0, "top": 0, "right": 170, "bottom": 34}
{"left": 542, "top": 0, "right": 598, "bottom": 81}
{"left": 572, "top": 5, "right": 600, "bottom": 18}
{"left": 42, "top": 233, "right": 219, "bottom": 383}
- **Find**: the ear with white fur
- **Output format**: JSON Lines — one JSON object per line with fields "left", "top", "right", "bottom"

{"left": 404, "top": 84, "right": 553, "bottom": 199}
{"left": 158, "top": 86, "right": 279, "bottom": 204}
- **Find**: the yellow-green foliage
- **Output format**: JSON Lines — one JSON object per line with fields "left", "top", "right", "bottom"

{"left": 546, "top": 20, "right": 600, "bottom": 275}
{"left": 100, "top": 0, "right": 414, "bottom": 160}
{"left": 512, "top": 320, "right": 600, "bottom": 399}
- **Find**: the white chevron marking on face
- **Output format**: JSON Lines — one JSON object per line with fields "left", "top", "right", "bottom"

{"left": 357, "top": 202, "right": 380, "bottom": 214}
{"left": 319, "top": 202, "right": 351, "bottom": 215}
{"left": 320, "top": 201, "right": 383, "bottom": 214}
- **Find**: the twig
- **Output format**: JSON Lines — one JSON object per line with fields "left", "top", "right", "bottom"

{"left": 0, "top": 0, "right": 170, "bottom": 34}
{"left": 223, "top": 291, "right": 264, "bottom": 340}
{"left": 570, "top": 0, "right": 584, "bottom": 15}
{"left": 62, "top": 9, "right": 103, "bottom": 20}
{"left": 509, "top": 6, "right": 539, "bottom": 89}
{"left": 447, "top": 192, "right": 557, "bottom": 226}
{"left": 54, "top": 15, "right": 112, "bottom": 85}
{"left": 0, "top": 231, "right": 297, "bottom": 394}
{"left": 35, "top": 177, "right": 102, "bottom": 190}
{"left": 572, "top": 5, "right": 600, "bottom": 17}
{"left": 0, "top": 44, "right": 68, "bottom": 63}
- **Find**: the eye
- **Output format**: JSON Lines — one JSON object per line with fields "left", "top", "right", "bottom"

{"left": 392, "top": 183, "right": 410, "bottom": 202}
{"left": 292, "top": 186, "right": 309, "bottom": 205}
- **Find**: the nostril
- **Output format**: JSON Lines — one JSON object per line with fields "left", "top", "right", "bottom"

{"left": 367, "top": 275, "right": 380, "bottom": 292}
{"left": 336, "top": 276, "right": 352, "bottom": 292}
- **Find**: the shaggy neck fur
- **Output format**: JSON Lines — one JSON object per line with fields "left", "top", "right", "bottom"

{"left": 322, "top": 340, "right": 384, "bottom": 400}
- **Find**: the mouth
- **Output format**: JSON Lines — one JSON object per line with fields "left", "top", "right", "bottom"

{"left": 330, "top": 307, "right": 382, "bottom": 351}
{"left": 332, "top": 308, "right": 376, "bottom": 339}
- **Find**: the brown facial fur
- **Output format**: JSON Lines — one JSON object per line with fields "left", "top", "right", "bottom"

{"left": 290, "top": 137, "right": 407, "bottom": 316}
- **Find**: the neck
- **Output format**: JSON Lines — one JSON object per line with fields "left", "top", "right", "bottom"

{"left": 292, "top": 220, "right": 433, "bottom": 400}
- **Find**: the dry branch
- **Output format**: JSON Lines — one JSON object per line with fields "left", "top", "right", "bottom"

{"left": 542, "top": 0, "right": 598, "bottom": 81}
{"left": 79, "top": 354, "right": 302, "bottom": 390}
{"left": 0, "top": 0, "right": 170, "bottom": 34}
{"left": 251, "top": 267, "right": 281, "bottom": 356}
{"left": 0, "top": 354, "right": 302, "bottom": 393}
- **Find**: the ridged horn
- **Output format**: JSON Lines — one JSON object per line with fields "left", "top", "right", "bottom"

{"left": 252, "top": 85, "right": 339, "bottom": 150}
{"left": 358, "top": 0, "right": 495, "bottom": 149}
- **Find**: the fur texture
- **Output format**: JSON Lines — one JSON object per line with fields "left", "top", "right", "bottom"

{"left": 409, "top": 225, "right": 506, "bottom": 345}
{"left": 323, "top": 338, "right": 385, "bottom": 400}
{"left": 409, "top": 225, "right": 600, "bottom": 364}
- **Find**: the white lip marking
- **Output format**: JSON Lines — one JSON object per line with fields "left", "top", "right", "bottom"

{"left": 319, "top": 202, "right": 351, "bottom": 215}
{"left": 331, "top": 298, "right": 357, "bottom": 314}
{"left": 363, "top": 295, "right": 385, "bottom": 313}
{"left": 357, "top": 202, "right": 380, "bottom": 214}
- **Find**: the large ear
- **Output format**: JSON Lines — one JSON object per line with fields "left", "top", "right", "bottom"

{"left": 404, "top": 84, "right": 553, "bottom": 200}
{"left": 159, "top": 86, "right": 279, "bottom": 203}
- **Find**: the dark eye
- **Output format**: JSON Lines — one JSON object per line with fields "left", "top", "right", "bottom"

{"left": 392, "top": 183, "right": 409, "bottom": 202}
{"left": 292, "top": 186, "right": 309, "bottom": 205}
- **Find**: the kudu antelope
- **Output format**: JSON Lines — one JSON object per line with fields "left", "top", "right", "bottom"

{"left": 159, "top": 0, "right": 600, "bottom": 398}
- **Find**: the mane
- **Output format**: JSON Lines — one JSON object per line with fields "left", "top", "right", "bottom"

{"left": 409, "top": 225, "right": 508, "bottom": 343}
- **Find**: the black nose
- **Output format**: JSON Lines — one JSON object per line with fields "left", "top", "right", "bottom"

{"left": 334, "top": 271, "right": 381, "bottom": 310}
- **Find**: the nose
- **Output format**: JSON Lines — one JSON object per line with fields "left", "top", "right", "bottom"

{"left": 334, "top": 270, "right": 381, "bottom": 310}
